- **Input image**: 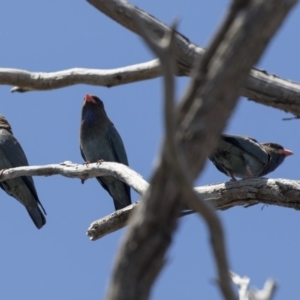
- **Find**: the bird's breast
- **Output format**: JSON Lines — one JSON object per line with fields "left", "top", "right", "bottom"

{"left": 81, "top": 133, "right": 116, "bottom": 163}
{"left": 82, "top": 108, "right": 98, "bottom": 124}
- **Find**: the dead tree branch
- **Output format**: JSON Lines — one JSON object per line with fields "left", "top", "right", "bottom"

{"left": 87, "top": 0, "right": 300, "bottom": 116}
{"left": 87, "top": 177, "right": 300, "bottom": 240}
{"left": 4, "top": 65, "right": 300, "bottom": 117}
{"left": 136, "top": 15, "right": 236, "bottom": 298}
{"left": 0, "top": 161, "right": 149, "bottom": 196}
{"left": 230, "top": 271, "right": 277, "bottom": 300}
{"left": 0, "top": 2, "right": 298, "bottom": 116}
{"left": 1, "top": 161, "right": 299, "bottom": 242}
{"left": 0, "top": 60, "right": 161, "bottom": 92}
{"left": 105, "top": 1, "right": 296, "bottom": 300}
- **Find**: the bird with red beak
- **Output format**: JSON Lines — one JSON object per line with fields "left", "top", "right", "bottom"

{"left": 80, "top": 94, "right": 131, "bottom": 210}
{"left": 210, "top": 134, "right": 293, "bottom": 181}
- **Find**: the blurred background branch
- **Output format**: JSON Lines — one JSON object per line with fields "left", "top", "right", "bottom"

{"left": 105, "top": 0, "right": 296, "bottom": 299}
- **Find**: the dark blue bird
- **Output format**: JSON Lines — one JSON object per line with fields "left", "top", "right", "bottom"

{"left": 0, "top": 115, "right": 46, "bottom": 229}
{"left": 80, "top": 94, "right": 131, "bottom": 210}
{"left": 210, "top": 134, "right": 293, "bottom": 181}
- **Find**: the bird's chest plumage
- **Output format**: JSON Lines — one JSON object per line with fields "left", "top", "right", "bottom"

{"left": 80, "top": 122, "right": 115, "bottom": 162}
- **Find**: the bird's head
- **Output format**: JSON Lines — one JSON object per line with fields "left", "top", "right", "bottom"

{"left": 0, "top": 114, "right": 13, "bottom": 134}
{"left": 81, "top": 94, "right": 107, "bottom": 122}
{"left": 261, "top": 142, "right": 293, "bottom": 175}
{"left": 262, "top": 143, "right": 293, "bottom": 157}
{"left": 83, "top": 94, "right": 105, "bottom": 108}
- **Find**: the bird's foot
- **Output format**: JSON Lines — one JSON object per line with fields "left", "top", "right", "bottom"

{"left": 0, "top": 169, "right": 6, "bottom": 176}
{"left": 242, "top": 173, "right": 255, "bottom": 180}
{"left": 227, "top": 171, "right": 237, "bottom": 181}
{"left": 83, "top": 161, "right": 91, "bottom": 167}
{"left": 246, "top": 165, "right": 254, "bottom": 177}
{"left": 97, "top": 159, "right": 104, "bottom": 166}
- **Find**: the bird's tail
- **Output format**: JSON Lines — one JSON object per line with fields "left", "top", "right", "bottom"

{"left": 113, "top": 189, "right": 131, "bottom": 211}
{"left": 113, "top": 198, "right": 131, "bottom": 211}
{"left": 26, "top": 206, "right": 46, "bottom": 229}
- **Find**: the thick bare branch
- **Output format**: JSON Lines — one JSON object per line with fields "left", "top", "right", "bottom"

{"left": 106, "top": 1, "right": 296, "bottom": 300}
{"left": 243, "top": 68, "right": 300, "bottom": 114}
{"left": 137, "top": 17, "right": 236, "bottom": 298}
{"left": 136, "top": 11, "right": 237, "bottom": 298}
{"left": 4, "top": 64, "right": 300, "bottom": 117}
{"left": 4, "top": 162, "right": 299, "bottom": 232}
{"left": 0, "top": 2, "right": 297, "bottom": 115}
{"left": 4, "top": 64, "right": 300, "bottom": 118}
{"left": 87, "top": 0, "right": 203, "bottom": 75}
{"left": 87, "top": 177, "right": 300, "bottom": 240}
{"left": 87, "top": 0, "right": 300, "bottom": 116}
{"left": 0, "top": 1, "right": 297, "bottom": 117}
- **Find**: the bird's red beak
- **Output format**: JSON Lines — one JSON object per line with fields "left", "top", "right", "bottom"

{"left": 283, "top": 149, "right": 293, "bottom": 156}
{"left": 84, "top": 94, "right": 96, "bottom": 103}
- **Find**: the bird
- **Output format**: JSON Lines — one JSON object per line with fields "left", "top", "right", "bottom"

{"left": 210, "top": 134, "right": 293, "bottom": 181}
{"left": 0, "top": 114, "right": 46, "bottom": 229}
{"left": 80, "top": 94, "right": 131, "bottom": 210}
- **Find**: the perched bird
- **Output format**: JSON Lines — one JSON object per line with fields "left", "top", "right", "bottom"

{"left": 0, "top": 115, "right": 46, "bottom": 229}
{"left": 210, "top": 134, "right": 293, "bottom": 181}
{"left": 80, "top": 94, "right": 131, "bottom": 210}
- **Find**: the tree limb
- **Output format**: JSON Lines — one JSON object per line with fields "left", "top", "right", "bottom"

{"left": 3, "top": 63, "right": 300, "bottom": 118}
{"left": 230, "top": 271, "right": 277, "bottom": 300}
{"left": 3, "top": 161, "right": 299, "bottom": 218}
{"left": 0, "top": 161, "right": 149, "bottom": 196}
{"left": 105, "top": 1, "right": 296, "bottom": 300}
{"left": 0, "top": 60, "right": 161, "bottom": 92}
{"left": 2, "top": 161, "right": 298, "bottom": 243}
{"left": 87, "top": 177, "right": 300, "bottom": 240}
{"left": 137, "top": 9, "right": 237, "bottom": 298}
{"left": 4, "top": 64, "right": 300, "bottom": 118}
{"left": 87, "top": 0, "right": 300, "bottom": 116}
{"left": 0, "top": 2, "right": 297, "bottom": 116}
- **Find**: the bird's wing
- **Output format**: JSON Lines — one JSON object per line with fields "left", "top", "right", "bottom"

{"left": 210, "top": 159, "right": 228, "bottom": 175}
{"left": 106, "top": 124, "right": 131, "bottom": 202}
{"left": 96, "top": 177, "right": 113, "bottom": 196}
{"left": 222, "top": 134, "right": 269, "bottom": 163}
{"left": 0, "top": 133, "right": 46, "bottom": 214}
{"left": 80, "top": 146, "right": 86, "bottom": 161}
{"left": 0, "top": 145, "right": 14, "bottom": 192}
{"left": 0, "top": 133, "right": 30, "bottom": 167}
{"left": 106, "top": 124, "right": 129, "bottom": 166}
{"left": 79, "top": 146, "right": 87, "bottom": 184}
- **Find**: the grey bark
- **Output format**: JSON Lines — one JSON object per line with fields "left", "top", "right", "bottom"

{"left": 104, "top": 1, "right": 296, "bottom": 300}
